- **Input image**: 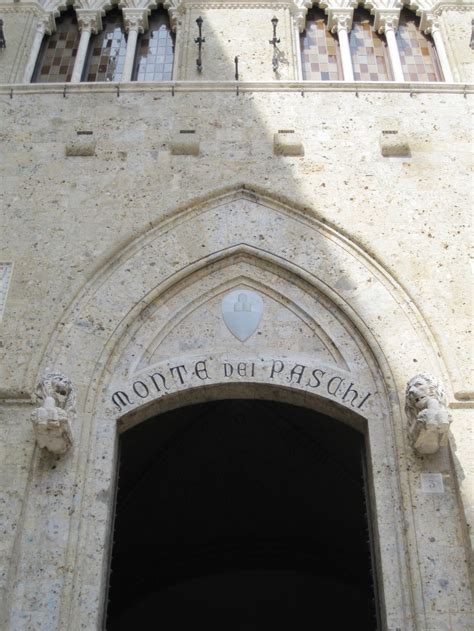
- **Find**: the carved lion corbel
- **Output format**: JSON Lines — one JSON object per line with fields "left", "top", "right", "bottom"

{"left": 31, "top": 373, "right": 76, "bottom": 455}
{"left": 405, "top": 373, "right": 452, "bottom": 456}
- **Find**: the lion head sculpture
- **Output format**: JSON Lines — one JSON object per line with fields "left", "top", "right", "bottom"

{"left": 35, "top": 373, "right": 76, "bottom": 416}
{"left": 405, "top": 373, "right": 446, "bottom": 420}
{"left": 405, "top": 373, "right": 451, "bottom": 455}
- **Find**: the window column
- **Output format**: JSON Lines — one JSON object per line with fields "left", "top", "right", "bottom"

{"left": 71, "top": 11, "right": 101, "bottom": 83}
{"left": 122, "top": 9, "right": 148, "bottom": 82}
{"left": 292, "top": 9, "right": 306, "bottom": 81}
{"left": 424, "top": 16, "right": 454, "bottom": 82}
{"left": 23, "top": 16, "right": 52, "bottom": 83}
{"left": 375, "top": 11, "right": 404, "bottom": 81}
{"left": 328, "top": 11, "right": 354, "bottom": 81}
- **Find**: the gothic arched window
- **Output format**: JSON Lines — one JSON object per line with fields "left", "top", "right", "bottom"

{"left": 133, "top": 8, "right": 175, "bottom": 81}
{"left": 84, "top": 9, "right": 127, "bottom": 82}
{"left": 300, "top": 7, "right": 342, "bottom": 80}
{"left": 396, "top": 9, "right": 442, "bottom": 81}
{"left": 349, "top": 8, "right": 391, "bottom": 81}
{"left": 32, "top": 9, "right": 80, "bottom": 82}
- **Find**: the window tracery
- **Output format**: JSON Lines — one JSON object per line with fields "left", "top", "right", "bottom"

{"left": 300, "top": 7, "right": 342, "bottom": 81}
{"left": 133, "top": 8, "right": 175, "bottom": 81}
{"left": 32, "top": 9, "right": 80, "bottom": 83}
{"left": 349, "top": 8, "right": 391, "bottom": 81}
{"left": 396, "top": 9, "right": 442, "bottom": 81}
{"left": 26, "top": 2, "right": 452, "bottom": 84}
{"left": 83, "top": 9, "right": 127, "bottom": 82}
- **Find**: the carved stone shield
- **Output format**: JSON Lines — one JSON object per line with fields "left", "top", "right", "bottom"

{"left": 221, "top": 289, "right": 263, "bottom": 342}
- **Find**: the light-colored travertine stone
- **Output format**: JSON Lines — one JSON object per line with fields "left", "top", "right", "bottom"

{"left": 380, "top": 130, "right": 411, "bottom": 156}
{"left": 406, "top": 373, "right": 452, "bottom": 455}
{"left": 0, "top": 1, "right": 472, "bottom": 629}
{"left": 169, "top": 131, "right": 200, "bottom": 155}
{"left": 30, "top": 373, "right": 76, "bottom": 454}
{"left": 65, "top": 134, "right": 96, "bottom": 156}
{"left": 273, "top": 131, "right": 304, "bottom": 156}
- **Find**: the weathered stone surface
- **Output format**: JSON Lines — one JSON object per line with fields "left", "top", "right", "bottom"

{"left": 169, "top": 132, "right": 200, "bottom": 155}
{"left": 65, "top": 136, "right": 96, "bottom": 157}
{"left": 406, "top": 373, "right": 452, "bottom": 455}
{"left": 31, "top": 373, "right": 75, "bottom": 454}
{"left": 0, "top": 2, "right": 472, "bottom": 630}
{"left": 273, "top": 131, "right": 304, "bottom": 156}
{"left": 380, "top": 130, "right": 410, "bottom": 156}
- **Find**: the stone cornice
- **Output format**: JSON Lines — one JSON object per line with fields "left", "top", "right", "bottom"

{"left": 175, "top": 1, "right": 296, "bottom": 9}
{"left": 0, "top": 0, "right": 472, "bottom": 9}
{"left": 118, "top": 0, "right": 156, "bottom": 7}
{"left": 430, "top": 1, "right": 474, "bottom": 10}
{"left": 0, "top": 0, "right": 471, "bottom": 34}
{"left": 403, "top": 0, "right": 474, "bottom": 16}
{"left": 0, "top": 79, "right": 471, "bottom": 94}
{"left": 0, "top": 0, "right": 471, "bottom": 18}
{"left": 0, "top": 2, "right": 54, "bottom": 18}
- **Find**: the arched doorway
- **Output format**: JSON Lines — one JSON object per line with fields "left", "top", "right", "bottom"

{"left": 106, "top": 398, "right": 378, "bottom": 629}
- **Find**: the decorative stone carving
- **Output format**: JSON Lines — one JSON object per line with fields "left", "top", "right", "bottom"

{"left": 76, "top": 11, "right": 102, "bottom": 34}
{"left": 122, "top": 9, "right": 148, "bottom": 33}
{"left": 405, "top": 373, "right": 452, "bottom": 455}
{"left": 221, "top": 289, "right": 263, "bottom": 342}
{"left": 35, "top": 15, "right": 55, "bottom": 36}
{"left": 328, "top": 12, "right": 352, "bottom": 34}
{"left": 373, "top": 10, "right": 399, "bottom": 34}
{"left": 419, "top": 11, "right": 454, "bottom": 81}
{"left": 31, "top": 373, "right": 76, "bottom": 455}
{"left": 292, "top": 7, "right": 309, "bottom": 32}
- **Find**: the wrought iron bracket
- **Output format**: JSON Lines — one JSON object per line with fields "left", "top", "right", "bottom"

{"left": 195, "top": 16, "right": 205, "bottom": 72}
{"left": 269, "top": 16, "right": 280, "bottom": 72}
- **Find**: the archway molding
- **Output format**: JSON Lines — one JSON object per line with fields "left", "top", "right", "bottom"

{"left": 9, "top": 187, "right": 451, "bottom": 630}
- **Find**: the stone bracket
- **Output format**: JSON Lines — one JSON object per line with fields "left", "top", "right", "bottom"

{"left": 379, "top": 130, "right": 410, "bottom": 157}
{"left": 66, "top": 132, "right": 96, "bottom": 157}
{"left": 170, "top": 130, "right": 200, "bottom": 155}
{"left": 273, "top": 130, "right": 304, "bottom": 156}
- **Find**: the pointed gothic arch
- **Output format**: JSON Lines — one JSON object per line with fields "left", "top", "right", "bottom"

{"left": 10, "top": 186, "right": 453, "bottom": 630}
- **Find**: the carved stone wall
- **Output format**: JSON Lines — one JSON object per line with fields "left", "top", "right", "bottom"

{"left": 0, "top": 2, "right": 472, "bottom": 629}
{"left": 442, "top": 7, "right": 474, "bottom": 81}
{"left": 0, "top": 0, "right": 473, "bottom": 82}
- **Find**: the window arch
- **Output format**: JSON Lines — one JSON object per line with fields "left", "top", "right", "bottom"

{"left": 32, "top": 9, "right": 80, "bottom": 83}
{"left": 83, "top": 9, "right": 127, "bottom": 82}
{"left": 132, "top": 8, "right": 175, "bottom": 81}
{"left": 396, "top": 9, "right": 442, "bottom": 81}
{"left": 300, "top": 7, "right": 342, "bottom": 81}
{"left": 349, "top": 8, "right": 391, "bottom": 81}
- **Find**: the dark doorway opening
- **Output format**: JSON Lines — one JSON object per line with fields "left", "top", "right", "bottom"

{"left": 106, "top": 399, "right": 378, "bottom": 630}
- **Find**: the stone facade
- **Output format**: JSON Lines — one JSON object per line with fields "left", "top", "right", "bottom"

{"left": 0, "top": 0, "right": 473, "bottom": 629}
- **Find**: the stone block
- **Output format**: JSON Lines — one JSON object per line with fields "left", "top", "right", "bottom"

{"left": 65, "top": 135, "right": 96, "bottom": 157}
{"left": 379, "top": 131, "right": 410, "bottom": 157}
{"left": 170, "top": 132, "right": 200, "bottom": 156}
{"left": 273, "top": 132, "right": 304, "bottom": 156}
